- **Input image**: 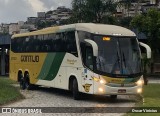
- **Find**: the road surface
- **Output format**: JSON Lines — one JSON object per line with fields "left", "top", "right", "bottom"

{"left": 2, "top": 85, "right": 137, "bottom": 116}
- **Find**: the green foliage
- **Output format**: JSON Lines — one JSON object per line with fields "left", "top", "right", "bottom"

{"left": 119, "top": 17, "right": 133, "bottom": 28}
{"left": 127, "top": 84, "right": 160, "bottom": 116}
{"left": 141, "top": 55, "right": 151, "bottom": 84}
{"left": 0, "top": 78, "right": 23, "bottom": 105}
{"left": 71, "top": 0, "right": 117, "bottom": 23}
{"left": 130, "top": 8, "right": 160, "bottom": 54}
{"left": 36, "top": 20, "right": 56, "bottom": 29}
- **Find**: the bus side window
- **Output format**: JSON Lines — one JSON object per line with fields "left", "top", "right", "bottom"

{"left": 21, "top": 37, "right": 26, "bottom": 52}
{"left": 24, "top": 37, "right": 30, "bottom": 52}
{"left": 53, "top": 33, "right": 61, "bottom": 52}
{"left": 38, "top": 35, "right": 43, "bottom": 52}
{"left": 65, "top": 31, "right": 78, "bottom": 57}
{"left": 85, "top": 46, "right": 94, "bottom": 70}
{"left": 17, "top": 37, "right": 25, "bottom": 52}
{"left": 49, "top": 33, "right": 56, "bottom": 52}
{"left": 11, "top": 39, "right": 16, "bottom": 52}
{"left": 80, "top": 42, "right": 93, "bottom": 70}
{"left": 28, "top": 36, "right": 35, "bottom": 52}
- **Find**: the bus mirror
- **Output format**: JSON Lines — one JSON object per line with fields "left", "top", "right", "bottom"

{"left": 139, "top": 42, "right": 151, "bottom": 59}
{"left": 84, "top": 39, "right": 98, "bottom": 56}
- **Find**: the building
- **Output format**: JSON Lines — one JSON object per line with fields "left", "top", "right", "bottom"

{"left": 9, "top": 23, "right": 19, "bottom": 35}
{"left": 0, "top": 24, "right": 9, "bottom": 34}
{"left": 0, "top": 34, "right": 11, "bottom": 75}
{"left": 18, "top": 21, "right": 25, "bottom": 27}
{"left": 34, "top": 6, "right": 72, "bottom": 28}
{"left": 27, "top": 17, "right": 38, "bottom": 24}
{"left": 115, "top": 0, "right": 160, "bottom": 17}
{"left": 37, "top": 12, "right": 46, "bottom": 18}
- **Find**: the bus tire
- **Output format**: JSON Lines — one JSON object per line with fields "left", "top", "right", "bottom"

{"left": 19, "top": 74, "right": 25, "bottom": 90}
{"left": 72, "top": 79, "right": 81, "bottom": 100}
{"left": 24, "top": 74, "right": 32, "bottom": 90}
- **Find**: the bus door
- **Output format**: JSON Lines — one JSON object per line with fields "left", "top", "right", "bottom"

{"left": 81, "top": 45, "right": 94, "bottom": 94}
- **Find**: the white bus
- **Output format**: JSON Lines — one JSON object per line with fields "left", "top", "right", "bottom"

{"left": 10, "top": 23, "right": 151, "bottom": 99}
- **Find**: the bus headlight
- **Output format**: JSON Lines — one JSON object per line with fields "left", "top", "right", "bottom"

{"left": 100, "top": 78, "right": 107, "bottom": 84}
{"left": 136, "top": 79, "right": 144, "bottom": 86}
{"left": 137, "top": 88, "right": 142, "bottom": 93}
{"left": 100, "top": 79, "right": 105, "bottom": 84}
{"left": 98, "top": 88, "right": 104, "bottom": 92}
{"left": 93, "top": 77, "right": 107, "bottom": 84}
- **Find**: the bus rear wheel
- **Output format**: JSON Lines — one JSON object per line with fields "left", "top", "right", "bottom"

{"left": 72, "top": 79, "right": 81, "bottom": 100}
{"left": 24, "top": 73, "right": 34, "bottom": 90}
{"left": 19, "top": 75, "right": 25, "bottom": 90}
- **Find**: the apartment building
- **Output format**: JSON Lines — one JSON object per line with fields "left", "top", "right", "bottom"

{"left": 0, "top": 24, "right": 9, "bottom": 34}
{"left": 116, "top": 0, "right": 160, "bottom": 17}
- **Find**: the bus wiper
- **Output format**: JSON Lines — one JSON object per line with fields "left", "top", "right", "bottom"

{"left": 111, "top": 51, "right": 121, "bottom": 73}
{"left": 117, "top": 51, "right": 121, "bottom": 69}
{"left": 122, "top": 52, "right": 133, "bottom": 74}
{"left": 122, "top": 52, "right": 126, "bottom": 68}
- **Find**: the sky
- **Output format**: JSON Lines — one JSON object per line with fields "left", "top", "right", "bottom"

{"left": 0, "top": 0, "right": 72, "bottom": 24}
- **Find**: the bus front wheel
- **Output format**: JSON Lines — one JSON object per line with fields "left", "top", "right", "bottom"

{"left": 72, "top": 79, "right": 81, "bottom": 100}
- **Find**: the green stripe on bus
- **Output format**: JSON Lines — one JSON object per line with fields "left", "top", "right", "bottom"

{"left": 37, "top": 53, "right": 56, "bottom": 80}
{"left": 44, "top": 53, "right": 65, "bottom": 81}
{"left": 123, "top": 76, "right": 140, "bottom": 83}
{"left": 123, "top": 78, "right": 134, "bottom": 83}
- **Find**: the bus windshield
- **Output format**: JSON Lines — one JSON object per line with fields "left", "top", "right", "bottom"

{"left": 92, "top": 35, "right": 141, "bottom": 76}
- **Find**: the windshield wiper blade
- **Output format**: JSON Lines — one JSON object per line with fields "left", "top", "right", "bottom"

{"left": 122, "top": 52, "right": 133, "bottom": 74}
{"left": 122, "top": 52, "right": 126, "bottom": 68}
{"left": 111, "top": 51, "right": 121, "bottom": 73}
{"left": 117, "top": 51, "right": 121, "bottom": 69}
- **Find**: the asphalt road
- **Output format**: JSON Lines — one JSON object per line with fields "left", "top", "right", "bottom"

{"left": 2, "top": 85, "right": 137, "bottom": 116}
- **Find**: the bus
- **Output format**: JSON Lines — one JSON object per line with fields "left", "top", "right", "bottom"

{"left": 10, "top": 23, "right": 151, "bottom": 100}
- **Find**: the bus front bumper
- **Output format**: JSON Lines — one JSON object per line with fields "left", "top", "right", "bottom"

{"left": 94, "top": 84, "right": 142, "bottom": 95}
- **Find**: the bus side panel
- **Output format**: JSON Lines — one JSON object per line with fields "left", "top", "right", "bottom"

{"left": 62, "top": 53, "right": 84, "bottom": 91}
{"left": 10, "top": 63, "right": 17, "bottom": 81}
{"left": 10, "top": 51, "right": 20, "bottom": 81}
{"left": 10, "top": 51, "right": 48, "bottom": 84}
{"left": 36, "top": 53, "right": 66, "bottom": 87}
{"left": 53, "top": 53, "right": 82, "bottom": 90}
{"left": 54, "top": 67, "right": 66, "bottom": 89}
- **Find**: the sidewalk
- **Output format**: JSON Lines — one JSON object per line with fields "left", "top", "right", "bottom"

{"left": 148, "top": 76, "right": 160, "bottom": 83}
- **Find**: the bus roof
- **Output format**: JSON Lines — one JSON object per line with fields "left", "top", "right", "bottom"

{"left": 12, "top": 23, "right": 136, "bottom": 38}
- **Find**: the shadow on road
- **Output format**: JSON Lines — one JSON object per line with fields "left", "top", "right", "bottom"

{"left": 31, "top": 86, "right": 137, "bottom": 104}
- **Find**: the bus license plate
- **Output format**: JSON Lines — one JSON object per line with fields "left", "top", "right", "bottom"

{"left": 118, "top": 89, "right": 126, "bottom": 93}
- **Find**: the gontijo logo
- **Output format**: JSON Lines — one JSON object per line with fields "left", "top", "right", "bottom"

{"left": 21, "top": 55, "right": 39, "bottom": 62}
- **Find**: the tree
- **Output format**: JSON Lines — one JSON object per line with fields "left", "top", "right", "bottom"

{"left": 71, "top": 0, "right": 117, "bottom": 23}
{"left": 130, "top": 8, "right": 160, "bottom": 54}
{"left": 36, "top": 21, "right": 47, "bottom": 29}
{"left": 119, "top": 16, "right": 133, "bottom": 28}
{"left": 130, "top": 8, "right": 160, "bottom": 84}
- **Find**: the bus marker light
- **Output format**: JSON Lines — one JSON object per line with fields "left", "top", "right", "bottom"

{"left": 136, "top": 80, "right": 144, "bottom": 86}
{"left": 103, "top": 37, "right": 110, "bottom": 41}
{"left": 100, "top": 80, "right": 105, "bottom": 84}
{"left": 99, "top": 88, "right": 104, "bottom": 92}
{"left": 137, "top": 88, "right": 142, "bottom": 93}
